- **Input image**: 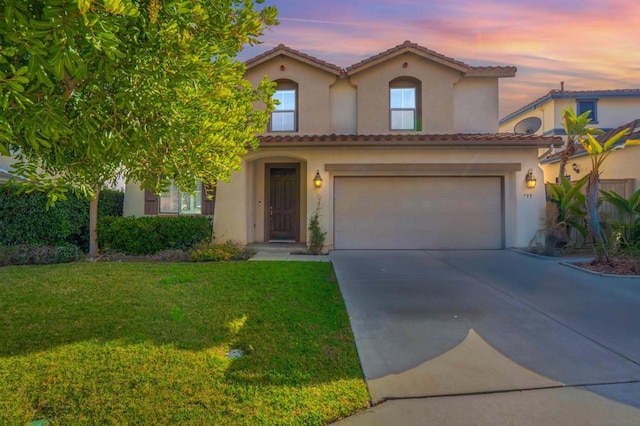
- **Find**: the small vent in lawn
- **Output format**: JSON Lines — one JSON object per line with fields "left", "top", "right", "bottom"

{"left": 226, "top": 349, "right": 245, "bottom": 359}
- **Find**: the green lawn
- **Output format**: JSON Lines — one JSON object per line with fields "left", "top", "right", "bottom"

{"left": 0, "top": 261, "right": 369, "bottom": 425}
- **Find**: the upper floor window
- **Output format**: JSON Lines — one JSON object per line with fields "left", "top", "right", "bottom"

{"left": 271, "top": 80, "right": 298, "bottom": 132}
{"left": 577, "top": 99, "right": 598, "bottom": 123}
{"left": 160, "top": 181, "right": 202, "bottom": 214}
{"left": 390, "top": 78, "right": 421, "bottom": 131}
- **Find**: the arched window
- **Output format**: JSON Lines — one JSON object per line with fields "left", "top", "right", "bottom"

{"left": 271, "top": 80, "right": 298, "bottom": 132}
{"left": 389, "top": 78, "right": 421, "bottom": 131}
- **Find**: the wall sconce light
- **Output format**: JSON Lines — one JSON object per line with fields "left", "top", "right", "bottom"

{"left": 572, "top": 163, "right": 580, "bottom": 174}
{"left": 313, "top": 170, "right": 323, "bottom": 189}
{"left": 525, "top": 169, "right": 537, "bottom": 189}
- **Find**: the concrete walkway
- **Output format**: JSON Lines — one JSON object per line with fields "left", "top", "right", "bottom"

{"left": 331, "top": 250, "right": 640, "bottom": 425}
{"left": 247, "top": 243, "right": 330, "bottom": 262}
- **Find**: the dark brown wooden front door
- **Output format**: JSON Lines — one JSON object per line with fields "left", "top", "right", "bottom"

{"left": 267, "top": 165, "right": 300, "bottom": 241}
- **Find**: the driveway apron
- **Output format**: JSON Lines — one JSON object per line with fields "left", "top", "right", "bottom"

{"left": 330, "top": 249, "right": 640, "bottom": 416}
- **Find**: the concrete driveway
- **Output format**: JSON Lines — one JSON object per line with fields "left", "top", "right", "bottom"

{"left": 331, "top": 250, "right": 640, "bottom": 425}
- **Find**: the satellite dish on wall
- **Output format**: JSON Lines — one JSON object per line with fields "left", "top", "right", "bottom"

{"left": 514, "top": 117, "right": 542, "bottom": 134}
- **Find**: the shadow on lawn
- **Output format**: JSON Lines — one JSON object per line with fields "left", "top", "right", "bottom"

{"left": 0, "top": 262, "right": 364, "bottom": 386}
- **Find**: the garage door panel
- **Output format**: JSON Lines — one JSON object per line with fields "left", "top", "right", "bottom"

{"left": 334, "top": 176, "right": 503, "bottom": 249}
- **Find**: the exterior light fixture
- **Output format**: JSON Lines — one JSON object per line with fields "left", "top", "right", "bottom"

{"left": 313, "top": 170, "right": 323, "bottom": 189}
{"left": 572, "top": 163, "right": 580, "bottom": 174}
{"left": 525, "top": 169, "right": 537, "bottom": 189}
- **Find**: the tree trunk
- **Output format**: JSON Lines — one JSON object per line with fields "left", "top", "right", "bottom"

{"left": 585, "top": 171, "right": 608, "bottom": 262}
{"left": 204, "top": 183, "right": 217, "bottom": 242}
{"left": 557, "top": 138, "right": 575, "bottom": 182}
{"left": 89, "top": 188, "right": 100, "bottom": 259}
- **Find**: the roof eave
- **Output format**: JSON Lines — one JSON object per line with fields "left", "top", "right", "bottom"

{"left": 348, "top": 46, "right": 469, "bottom": 76}
{"left": 256, "top": 135, "right": 558, "bottom": 149}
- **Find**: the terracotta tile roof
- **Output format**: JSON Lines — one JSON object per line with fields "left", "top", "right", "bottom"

{"left": 245, "top": 44, "right": 343, "bottom": 76}
{"left": 347, "top": 40, "right": 516, "bottom": 77}
{"left": 245, "top": 40, "right": 516, "bottom": 78}
{"left": 501, "top": 89, "right": 640, "bottom": 124}
{"left": 257, "top": 133, "right": 559, "bottom": 148}
{"left": 347, "top": 40, "right": 468, "bottom": 72}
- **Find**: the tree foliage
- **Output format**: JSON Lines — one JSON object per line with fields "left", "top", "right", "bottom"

{"left": 558, "top": 106, "right": 602, "bottom": 181}
{"left": 1, "top": 0, "right": 278, "bottom": 255}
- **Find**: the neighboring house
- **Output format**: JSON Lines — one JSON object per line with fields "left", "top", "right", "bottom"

{"left": 500, "top": 88, "right": 640, "bottom": 202}
{"left": 539, "top": 119, "right": 640, "bottom": 220}
{"left": 0, "top": 155, "right": 16, "bottom": 184}
{"left": 499, "top": 88, "right": 640, "bottom": 137}
{"left": 124, "top": 41, "right": 560, "bottom": 250}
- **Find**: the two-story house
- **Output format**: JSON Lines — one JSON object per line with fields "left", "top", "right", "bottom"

{"left": 499, "top": 89, "right": 640, "bottom": 197}
{"left": 124, "top": 41, "right": 559, "bottom": 250}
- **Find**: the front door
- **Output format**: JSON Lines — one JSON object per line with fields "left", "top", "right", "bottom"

{"left": 267, "top": 164, "right": 300, "bottom": 241}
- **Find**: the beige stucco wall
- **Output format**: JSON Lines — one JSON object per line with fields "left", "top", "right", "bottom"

{"left": 595, "top": 98, "right": 640, "bottom": 128}
{"left": 453, "top": 78, "right": 499, "bottom": 132}
{"left": 122, "top": 183, "right": 145, "bottom": 217}
{"left": 244, "top": 57, "right": 337, "bottom": 135}
{"left": 500, "top": 96, "right": 640, "bottom": 137}
{"left": 209, "top": 146, "right": 545, "bottom": 250}
{"left": 330, "top": 79, "right": 357, "bottom": 134}
{"left": 540, "top": 145, "right": 640, "bottom": 190}
{"left": 349, "top": 54, "right": 462, "bottom": 134}
{"left": 0, "top": 155, "right": 16, "bottom": 173}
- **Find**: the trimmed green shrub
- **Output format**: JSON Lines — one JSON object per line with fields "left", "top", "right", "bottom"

{"left": 98, "top": 216, "right": 212, "bottom": 255}
{"left": 0, "top": 185, "right": 124, "bottom": 252}
{"left": 98, "top": 190, "right": 124, "bottom": 217}
{"left": 189, "top": 241, "right": 254, "bottom": 262}
{"left": 0, "top": 244, "right": 83, "bottom": 266}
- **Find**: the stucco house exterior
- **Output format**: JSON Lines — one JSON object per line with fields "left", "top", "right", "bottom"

{"left": 540, "top": 120, "right": 640, "bottom": 220}
{"left": 499, "top": 89, "right": 640, "bottom": 137}
{"left": 499, "top": 89, "right": 640, "bottom": 199}
{"left": 124, "top": 41, "right": 559, "bottom": 250}
{"left": 0, "top": 156, "right": 16, "bottom": 183}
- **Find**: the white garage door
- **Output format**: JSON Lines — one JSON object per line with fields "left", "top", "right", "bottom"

{"left": 334, "top": 176, "right": 503, "bottom": 249}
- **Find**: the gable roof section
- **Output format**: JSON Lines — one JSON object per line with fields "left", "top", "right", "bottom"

{"left": 501, "top": 89, "right": 640, "bottom": 124}
{"left": 245, "top": 41, "right": 516, "bottom": 79}
{"left": 245, "top": 44, "right": 343, "bottom": 76}
{"left": 347, "top": 40, "right": 516, "bottom": 78}
{"left": 257, "top": 133, "right": 558, "bottom": 148}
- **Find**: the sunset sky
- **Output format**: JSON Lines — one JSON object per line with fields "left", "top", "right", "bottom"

{"left": 240, "top": 0, "right": 640, "bottom": 118}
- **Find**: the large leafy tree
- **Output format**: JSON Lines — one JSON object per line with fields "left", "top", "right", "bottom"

{"left": 0, "top": 0, "right": 277, "bottom": 256}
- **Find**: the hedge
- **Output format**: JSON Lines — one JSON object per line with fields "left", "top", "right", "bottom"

{"left": 98, "top": 216, "right": 213, "bottom": 255}
{"left": 0, "top": 185, "right": 124, "bottom": 251}
{"left": 0, "top": 244, "right": 83, "bottom": 266}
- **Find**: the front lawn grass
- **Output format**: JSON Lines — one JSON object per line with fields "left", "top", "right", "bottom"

{"left": 0, "top": 262, "right": 369, "bottom": 425}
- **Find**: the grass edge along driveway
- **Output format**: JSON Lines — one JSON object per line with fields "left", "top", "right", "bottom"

{"left": 0, "top": 261, "right": 369, "bottom": 425}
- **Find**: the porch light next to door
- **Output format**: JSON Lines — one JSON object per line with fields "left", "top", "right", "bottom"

{"left": 525, "top": 169, "right": 537, "bottom": 189}
{"left": 313, "top": 170, "right": 323, "bottom": 189}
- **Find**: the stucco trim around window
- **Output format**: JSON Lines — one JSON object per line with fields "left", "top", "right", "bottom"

{"left": 389, "top": 77, "right": 422, "bottom": 131}
{"left": 270, "top": 79, "right": 298, "bottom": 132}
{"left": 576, "top": 98, "right": 598, "bottom": 123}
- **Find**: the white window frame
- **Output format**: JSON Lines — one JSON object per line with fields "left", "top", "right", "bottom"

{"left": 390, "top": 80, "right": 421, "bottom": 131}
{"left": 159, "top": 181, "right": 202, "bottom": 215}
{"left": 270, "top": 82, "right": 298, "bottom": 132}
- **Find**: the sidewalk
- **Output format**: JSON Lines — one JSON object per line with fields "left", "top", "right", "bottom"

{"left": 247, "top": 243, "right": 330, "bottom": 262}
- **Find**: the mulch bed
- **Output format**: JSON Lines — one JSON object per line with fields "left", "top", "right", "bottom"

{"left": 574, "top": 256, "right": 640, "bottom": 276}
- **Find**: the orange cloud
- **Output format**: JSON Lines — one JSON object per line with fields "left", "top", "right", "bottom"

{"left": 244, "top": 0, "right": 640, "bottom": 117}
